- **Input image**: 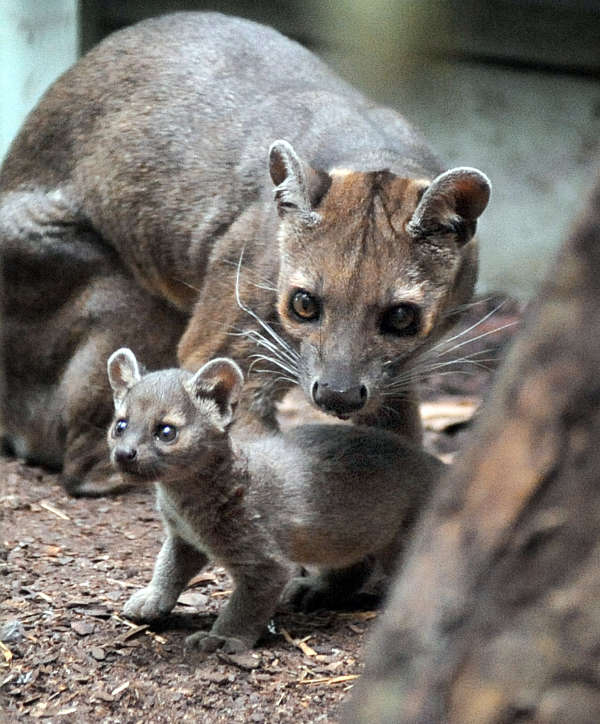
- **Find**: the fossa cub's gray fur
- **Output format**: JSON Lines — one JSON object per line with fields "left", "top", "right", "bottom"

{"left": 107, "top": 348, "right": 444, "bottom": 653}
{"left": 1, "top": 12, "right": 489, "bottom": 497}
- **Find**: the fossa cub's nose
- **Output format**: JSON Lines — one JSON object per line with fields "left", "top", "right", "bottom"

{"left": 114, "top": 447, "right": 137, "bottom": 466}
{"left": 312, "top": 380, "right": 368, "bottom": 417}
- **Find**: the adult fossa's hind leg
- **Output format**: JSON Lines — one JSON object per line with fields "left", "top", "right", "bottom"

{"left": 58, "top": 327, "right": 138, "bottom": 497}
{"left": 58, "top": 278, "right": 187, "bottom": 497}
{"left": 1, "top": 193, "right": 186, "bottom": 495}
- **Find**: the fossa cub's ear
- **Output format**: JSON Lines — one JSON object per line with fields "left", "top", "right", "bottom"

{"left": 186, "top": 358, "right": 244, "bottom": 425}
{"left": 107, "top": 348, "right": 142, "bottom": 402}
{"left": 407, "top": 167, "right": 491, "bottom": 245}
{"left": 269, "top": 140, "right": 331, "bottom": 226}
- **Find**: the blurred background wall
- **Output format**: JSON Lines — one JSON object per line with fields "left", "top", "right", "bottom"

{"left": 1, "top": 0, "right": 599, "bottom": 299}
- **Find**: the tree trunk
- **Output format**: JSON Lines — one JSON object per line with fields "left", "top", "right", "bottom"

{"left": 347, "top": 177, "right": 600, "bottom": 724}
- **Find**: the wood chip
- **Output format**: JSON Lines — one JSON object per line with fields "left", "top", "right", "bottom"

{"left": 280, "top": 627, "right": 317, "bottom": 657}
{"left": 114, "top": 623, "right": 149, "bottom": 644}
{"left": 0, "top": 640, "right": 13, "bottom": 664}
{"left": 106, "top": 577, "right": 138, "bottom": 589}
{"left": 74, "top": 606, "right": 110, "bottom": 618}
{"left": 217, "top": 651, "right": 261, "bottom": 670}
{"left": 188, "top": 572, "right": 219, "bottom": 587}
{"left": 177, "top": 591, "right": 209, "bottom": 608}
{"left": 336, "top": 611, "right": 378, "bottom": 621}
{"left": 112, "top": 614, "right": 167, "bottom": 645}
{"left": 297, "top": 674, "right": 360, "bottom": 686}
{"left": 111, "top": 680, "right": 130, "bottom": 697}
{"left": 71, "top": 621, "right": 95, "bottom": 636}
{"left": 43, "top": 545, "right": 62, "bottom": 557}
{"left": 39, "top": 500, "right": 70, "bottom": 520}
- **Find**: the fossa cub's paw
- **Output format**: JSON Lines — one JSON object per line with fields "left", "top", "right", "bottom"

{"left": 123, "top": 586, "right": 175, "bottom": 622}
{"left": 184, "top": 631, "right": 248, "bottom": 655}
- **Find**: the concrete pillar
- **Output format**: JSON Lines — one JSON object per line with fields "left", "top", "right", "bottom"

{"left": 0, "top": 0, "right": 79, "bottom": 161}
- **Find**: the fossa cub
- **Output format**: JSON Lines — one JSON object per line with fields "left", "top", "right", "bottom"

{"left": 107, "top": 348, "right": 444, "bottom": 652}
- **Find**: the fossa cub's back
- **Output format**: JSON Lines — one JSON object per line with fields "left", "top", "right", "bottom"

{"left": 0, "top": 12, "right": 490, "bottom": 495}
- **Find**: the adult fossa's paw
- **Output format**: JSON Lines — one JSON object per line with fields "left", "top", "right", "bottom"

{"left": 184, "top": 631, "right": 248, "bottom": 655}
{"left": 282, "top": 575, "right": 341, "bottom": 612}
{"left": 123, "top": 586, "right": 176, "bottom": 622}
{"left": 283, "top": 559, "right": 374, "bottom": 611}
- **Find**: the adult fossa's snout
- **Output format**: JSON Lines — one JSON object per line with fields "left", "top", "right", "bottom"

{"left": 312, "top": 379, "right": 368, "bottom": 417}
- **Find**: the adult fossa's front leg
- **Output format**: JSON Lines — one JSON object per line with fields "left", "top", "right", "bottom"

{"left": 286, "top": 392, "right": 423, "bottom": 612}
{"left": 356, "top": 390, "right": 423, "bottom": 443}
{"left": 283, "top": 558, "right": 375, "bottom": 613}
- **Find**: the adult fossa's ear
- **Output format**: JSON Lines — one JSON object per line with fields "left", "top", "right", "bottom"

{"left": 107, "top": 348, "right": 142, "bottom": 401}
{"left": 269, "top": 140, "right": 331, "bottom": 225}
{"left": 407, "top": 167, "right": 491, "bottom": 245}
{"left": 187, "top": 357, "right": 244, "bottom": 424}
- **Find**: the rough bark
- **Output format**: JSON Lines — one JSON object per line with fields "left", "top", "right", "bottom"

{"left": 347, "top": 175, "right": 600, "bottom": 724}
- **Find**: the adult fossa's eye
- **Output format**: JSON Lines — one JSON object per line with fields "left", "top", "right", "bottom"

{"left": 380, "top": 304, "right": 420, "bottom": 336}
{"left": 113, "top": 419, "right": 128, "bottom": 437}
{"left": 155, "top": 424, "right": 178, "bottom": 443}
{"left": 290, "top": 290, "right": 320, "bottom": 321}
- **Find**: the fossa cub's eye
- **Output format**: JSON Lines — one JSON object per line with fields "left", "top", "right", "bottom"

{"left": 290, "top": 290, "right": 320, "bottom": 321}
{"left": 113, "top": 419, "right": 128, "bottom": 437}
{"left": 380, "top": 304, "right": 420, "bottom": 336}
{"left": 155, "top": 424, "right": 178, "bottom": 443}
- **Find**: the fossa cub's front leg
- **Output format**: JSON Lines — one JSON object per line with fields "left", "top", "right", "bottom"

{"left": 124, "top": 534, "right": 208, "bottom": 623}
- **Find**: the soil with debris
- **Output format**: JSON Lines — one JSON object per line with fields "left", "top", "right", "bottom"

{"left": 0, "top": 296, "right": 521, "bottom": 723}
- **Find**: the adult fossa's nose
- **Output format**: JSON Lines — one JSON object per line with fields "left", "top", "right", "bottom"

{"left": 312, "top": 380, "right": 368, "bottom": 417}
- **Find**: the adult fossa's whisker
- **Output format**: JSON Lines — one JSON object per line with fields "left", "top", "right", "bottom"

{"left": 250, "top": 369, "right": 298, "bottom": 385}
{"left": 244, "top": 329, "right": 300, "bottom": 367}
{"left": 384, "top": 351, "right": 496, "bottom": 390}
{"left": 234, "top": 250, "right": 301, "bottom": 366}
{"left": 430, "top": 301, "right": 509, "bottom": 353}
{"left": 442, "top": 295, "right": 501, "bottom": 318}
{"left": 248, "top": 353, "right": 299, "bottom": 379}
{"left": 220, "top": 258, "right": 278, "bottom": 292}
{"left": 435, "top": 321, "right": 518, "bottom": 358}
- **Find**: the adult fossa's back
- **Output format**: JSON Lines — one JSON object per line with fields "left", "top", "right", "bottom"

{"left": 1, "top": 12, "right": 440, "bottom": 305}
{"left": 0, "top": 12, "right": 490, "bottom": 501}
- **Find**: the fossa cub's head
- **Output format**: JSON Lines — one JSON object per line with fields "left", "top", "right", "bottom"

{"left": 107, "top": 348, "right": 243, "bottom": 482}
{"left": 268, "top": 140, "right": 491, "bottom": 419}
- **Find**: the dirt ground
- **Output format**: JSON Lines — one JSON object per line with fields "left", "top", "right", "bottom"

{"left": 0, "top": 297, "right": 520, "bottom": 723}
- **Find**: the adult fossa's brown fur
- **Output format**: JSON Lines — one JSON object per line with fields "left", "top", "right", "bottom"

{"left": 0, "top": 12, "right": 490, "bottom": 496}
